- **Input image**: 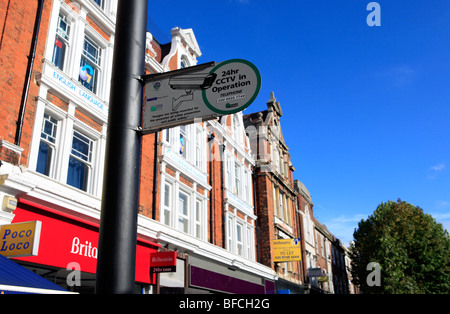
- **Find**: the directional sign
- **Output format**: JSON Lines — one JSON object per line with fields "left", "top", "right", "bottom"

{"left": 142, "top": 59, "right": 261, "bottom": 134}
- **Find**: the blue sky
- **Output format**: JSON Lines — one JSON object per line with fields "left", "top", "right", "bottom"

{"left": 148, "top": 0, "right": 450, "bottom": 245}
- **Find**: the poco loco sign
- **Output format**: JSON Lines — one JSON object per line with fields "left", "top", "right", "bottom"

{"left": 0, "top": 221, "right": 42, "bottom": 258}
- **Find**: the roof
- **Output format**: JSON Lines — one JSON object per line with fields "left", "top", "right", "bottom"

{"left": 0, "top": 254, "right": 69, "bottom": 294}
{"left": 295, "top": 180, "right": 313, "bottom": 205}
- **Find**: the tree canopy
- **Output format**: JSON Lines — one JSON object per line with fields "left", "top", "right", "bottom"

{"left": 350, "top": 199, "right": 450, "bottom": 294}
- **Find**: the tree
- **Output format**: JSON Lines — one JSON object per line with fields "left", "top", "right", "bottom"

{"left": 350, "top": 199, "right": 450, "bottom": 294}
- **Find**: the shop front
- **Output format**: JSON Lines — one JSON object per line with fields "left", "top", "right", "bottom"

{"left": 187, "top": 255, "right": 275, "bottom": 294}
{"left": 10, "top": 198, "right": 160, "bottom": 293}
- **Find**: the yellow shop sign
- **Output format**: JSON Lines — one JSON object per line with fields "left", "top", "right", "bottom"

{"left": 273, "top": 238, "right": 301, "bottom": 262}
{"left": 0, "top": 221, "right": 42, "bottom": 258}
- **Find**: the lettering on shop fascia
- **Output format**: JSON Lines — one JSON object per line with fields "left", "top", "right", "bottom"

{"left": 163, "top": 146, "right": 208, "bottom": 185}
{"left": 226, "top": 190, "right": 253, "bottom": 215}
{"left": 42, "top": 64, "right": 108, "bottom": 117}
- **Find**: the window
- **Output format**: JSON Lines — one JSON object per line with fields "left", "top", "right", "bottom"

{"left": 195, "top": 128, "right": 202, "bottom": 168}
{"left": 92, "top": 0, "right": 104, "bottom": 9}
{"left": 162, "top": 183, "right": 172, "bottom": 226}
{"left": 236, "top": 223, "right": 243, "bottom": 256}
{"left": 279, "top": 192, "right": 285, "bottom": 221}
{"left": 304, "top": 205, "right": 315, "bottom": 245}
{"left": 161, "top": 179, "right": 207, "bottom": 240}
{"left": 36, "top": 114, "right": 59, "bottom": 176}
{"left": 179, "top": 125, "right": 188, "bottom": 159}
{"left": 234, "top": 163, "right": 241, "bottom": 196}
{"left": 227, "top": 216, "right": 233, "bottom": 251}
{"left": 164, "top": 125, "right": 205, "bottom": 171}
{"left": 177, "top": 191, "right": 189, "bottom": 233}
{"left": 226, "top": 155, "right": 232, "bottom": 190}
{"left": 273, "top": 187, "right": 277, "bottom": 215}
{"left": 195, "top": 199, "right": 202, "bottom": 239}
{"left": 243, "top": 169, "right": 250, "bottom": 203}
{"left": 279, "top": 153, "right": 284, "bottom": 175}
{"left": 79, "top": 36, "right": 102, "bottom": 94}
{"left": 246, "top": 228, "right": 252, "bottom": 258}
{"left": 67, "top": 131, "right": 94, "bottom": 192}
{"left": 52, "top": 13, "right": 71, "bottom": 71}
{"left": 226, "top": 211, "right": 255, "bottom": 260}
{"left": 232, "top": 114, "right": 241, "bottom": 143}
{"left": 180, "top": 56, "right": 188, "bottom": 69}
{"left": 165, "top": 128, "right": 171, "bottom": 144}
{"left": 272, "top": 144, "right": 279, "bottom": 173}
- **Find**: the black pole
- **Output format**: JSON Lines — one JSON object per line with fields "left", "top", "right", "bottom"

{"left": 96, "top": 0, "right": 148, "bottom": 294}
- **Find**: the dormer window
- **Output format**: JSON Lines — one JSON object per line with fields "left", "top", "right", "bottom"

{"left": 180, "top": 55, "right": 189, "bottom": 69}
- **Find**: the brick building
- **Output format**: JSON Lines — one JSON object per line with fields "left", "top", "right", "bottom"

{"left": 0, "top": 0, "right": 276, "bottom": 294}
{"left": 0, "top": 0, "right": 357, "bottom": 295}
{"left": 243, "top": 92, "right": 304, "bottom": 293}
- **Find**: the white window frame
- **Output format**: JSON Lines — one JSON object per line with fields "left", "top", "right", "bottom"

{"left": 79, "top": 34, "right": 103, "bottom": 95}
{"left": 162, "top": 181, "right": 173, "bottom": 226}
{"left": 31, "top": 104, "right": 101, "bottom": 196}
{"left": 52, "top": 12, "right": 72, "bottom": 71}
{"left": 177, "top": 189, "right": 190, "bottom": 233}
{"left": 234, "top": 162, "right": 241, "bottom": 196}
{"left": 225, "top": 210, "right": 255, "bottom": 261}
{"left": 160, "top": 174, "right": 207, "bottom": 241}
{"left": 164, "top": 124, "right": 206, "bottom": 172}
{"left": 36, "top": 112, "right": 62, "bottom": 178}
{"left": 66, "top": 127, "right": 97, "bottom": 194}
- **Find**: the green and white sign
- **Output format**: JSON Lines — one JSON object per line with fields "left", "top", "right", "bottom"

{"left": 143, "top": 59, "right": 261, "bottom": 133}
{"left": 202, "top": 59, "right": 261, "bottom": 115}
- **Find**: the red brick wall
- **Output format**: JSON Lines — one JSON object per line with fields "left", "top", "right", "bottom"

{"left": 208, "top": 135, "right": 224, "bottom": 247}
{"left": 0, "top": 0, "right": 52, "bottom": 166}
{"left": 254, "top": 171, "right": 275, "bottom": 268}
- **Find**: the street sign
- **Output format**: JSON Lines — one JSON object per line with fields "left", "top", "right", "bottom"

{"left": 0, "top": 221, "right": 42, "bottom": 258}
{"left": 142, "top": 59, "right": 261, "bottom": 134}
{"left": 272, "top": 238, "right": 302, "bottom": 262}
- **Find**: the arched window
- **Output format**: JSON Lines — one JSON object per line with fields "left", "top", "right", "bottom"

{"left": 180, "top": 55, "right": 189, "bottom": 68}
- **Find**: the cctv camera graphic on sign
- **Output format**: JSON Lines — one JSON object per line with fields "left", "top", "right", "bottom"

{"left": 169, "top": 73, "right": 217, "bottom": 111}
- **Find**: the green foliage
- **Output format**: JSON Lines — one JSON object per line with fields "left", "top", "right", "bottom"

{"left": 350, "top": 199, "right": 450, "bottom": 294}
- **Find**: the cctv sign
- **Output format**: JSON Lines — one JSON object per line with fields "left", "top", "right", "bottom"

{"left": 142, "top": 59, "right": 261, "bottom": 133}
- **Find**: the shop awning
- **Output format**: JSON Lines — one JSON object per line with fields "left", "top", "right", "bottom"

{"left": 0, "top": 254, "right": 72, "bottom": 294}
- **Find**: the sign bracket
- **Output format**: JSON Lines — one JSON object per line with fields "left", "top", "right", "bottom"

{"left": 141, "top": 61, "right": 216, "bottom": 83}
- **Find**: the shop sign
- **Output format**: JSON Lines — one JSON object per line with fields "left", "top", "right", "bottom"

{"left": 308, "top": 268, "right": 324, "bottom": 277}
{"left": 12, "top": 203, "right": 159, "bottom": 284}
{"left": 48, "top": 69, "right": 107, "bottom": 115}
{"left": 142, "top": 59, "right": 261, "bottom": 133}
{"left": 0, "top": 221, "right": 42, "bottom": 258}
{"left": 150, "top": 251, "right": 177, "bottom": 273}
{"left": 318, "top": 276, "right": 329, "bottom": 282}
{"left": 272, "top": 238, "right": 301, "bottom": 262}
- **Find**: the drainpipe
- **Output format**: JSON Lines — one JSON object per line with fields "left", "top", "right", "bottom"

{"left": 152, "top": 132, "right": 159, "bottom": 220}
{"left": 208, "top": 133, "right": 215, "bottom": 244}
{"left": 221, "top": 143, "right": 226, "bottom": 248}
{"left": 15, "top": 0, "right": 45, "bottom": 146}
